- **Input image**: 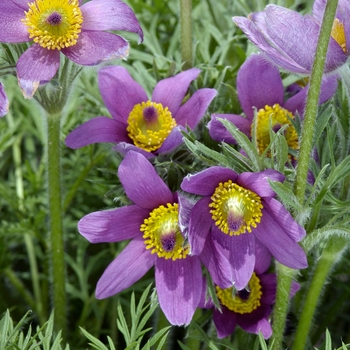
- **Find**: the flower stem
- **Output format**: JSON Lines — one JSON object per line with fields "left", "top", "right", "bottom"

{"left": 180, "top": 0, "right": 193, "bottom": 70}
{"left": 271, "top": 1, "right": 339, "bottom": 349}
{"left": 293, "top": 236, "right": 346, "bottom": 350}
{"left": 47, "top": 112, "right": 66, "bottom": 339}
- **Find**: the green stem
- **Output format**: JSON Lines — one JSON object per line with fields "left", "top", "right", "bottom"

{"left": 47, "top": 113, "right": 66, "bottom": 339}
{"left": 180, "top": 0, "right": 193, "bottom": 70}
{"left": 271, "top": 2, "right": 339, "bottom": 348}
{"left": 293, "top": 236, "right": 346, "bottom": 350}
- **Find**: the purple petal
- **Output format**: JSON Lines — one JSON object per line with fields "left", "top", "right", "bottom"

{"left": 213, "top": 307, "right": 237, "bottom": 339}
{"left": 81, "top": 0, "right": 143, "bottom": 42}
{"left": 214, "top": 231, "right": 255, "bottom": 290}
{"left": 237, "top": 54, "right": 284, "bottom": 120}
{"left": 155, "top": 126, "right": 184, "bottom": 155}
{"left": 201, "top": 237, "right": 233, "bottom": 288}
{"left": 96, "top": 236, "right": 156, "bottom": 298}
{"left": 177, "top": 193, "right": 196, "bottom": 237}
{"left": 188, "top": 197, "right": 212, "bottom": 255}
{"left": 291, "top": 280, "right": 300, "bottom": 297}
{"left": 237, "top": 169, "right": 284, "bottom": 198}
{"left": 98, "top": 66, "right": 148, "bottom": 122}
{"left": 78, "top": 205, "right": 149, "bottom": 243}
{"left": 65, "top": 116, "right": 130, "bottom": 149}
{"left": 255, "top": 209, "right": 308, "bottom": 269}
{"left": 208, "top": 114, "right": 252, "bottom": 143}
{"left": 152, "top": 68, "right": 201, "bottom": 116}
{"left": 0, "top": 84, "right": 9, "bottom": 117}
{"left": 233, "top": 16, "right": 310, "bottom": 74}
{"left": 113, "top": 142, "right": 154, "bottom": 159}
{"left": 181, "top": 166, "right": 238, "bottom": 196}
{"left": 175, "top": 88, "right": 217, "bottom": 128}
{"left": 0, "top": 2, "right": 30, "bottom": 42}
{"left": 62, "top": 31, "right": 129, "bottom": 65}
{"left": 155, "top": 256, "right": 202, "bottom": 326}
{"left": 254, "top": 240, "right": 272, "bottom": 275}
{"left": 17, "top": 45, "right": 60, "bottom": 98}
{"left": 263, "top": 198, "right": 306, "bottom": 241}
{"left": 259, "top": 274, "right": 276, "bottom": 305}
{"left": 118, "top": 151, "right": 174, "bottom": 209}
{"left": 239, "top": 312, "right": 272, "bottom": 339}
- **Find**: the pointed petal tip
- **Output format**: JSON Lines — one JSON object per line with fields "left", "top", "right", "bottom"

{"left": 18, "top": 79, "right": 40, "bottom": 99}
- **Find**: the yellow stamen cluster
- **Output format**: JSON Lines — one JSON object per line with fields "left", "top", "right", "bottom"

{"left": 216, "top": 272, "right": 262, "bottom": 314}
{"left": 22, "top": 0, "right": 83, "bottom": 50}
{"left": 141, "top": 203, "right": 189, "bottom": 260}
{"left": 254, "top": 104, "right": 298, "bottom": 156}
{"left": 331, "top": 18, "right": 347, "bottom": 53}
{"left": 209, "top": 180, "right": 263, "bottom": 236}
{"left": 127, "top": 101, "right": 176, "bottom": 152}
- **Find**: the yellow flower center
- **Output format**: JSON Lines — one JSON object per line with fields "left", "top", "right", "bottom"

{"left": 127, "top": 101, "right": 177, "bottom": 152}
{"left": 331, "top": 18, "right": 347, "bottom": 53}
{"left": 209, "top": 180, "right": 263, "bottom": 236}
{"left": 141, "top": 203, "right": 189, "bottom": 260}
{"left": 22, "top": 0, "right": 83, "bottom": 50}
{"left": 216, "top": 272, "right": 262, "bottom": 314}
{"left": 254, "top": 104, "right": 298, "bottom": 156}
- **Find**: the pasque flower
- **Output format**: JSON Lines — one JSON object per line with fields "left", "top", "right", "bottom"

{"left": 66, "top": 66, "right": 217, "bottom": 158}
{"left": 233, "top": 0, "right": 350, "bottom": 76}
{"left": 200, "top": 243, "right": 300, "bottom": 339}
{"left": 0, "top": 83, "right": 9, "bottom": 117}
{"left": 0, "top": 0, "right": 143, "bottom": 97}
{"left": 78, "top": 151, "right": 203, "bottom": 326}
{"left": 181, "top": 167, "right": 307, "bottom": 290}
{"left": 208, "top": 54, "right": 337, "bottom": 155}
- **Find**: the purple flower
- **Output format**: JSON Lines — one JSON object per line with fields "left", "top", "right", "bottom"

{"left": 66, "top": 66, "right": 217, "bottom": 158}
{"left": 78, "top": 151, "right": 203, "bottom": 326}
{"left": 208, "top": 54, "right": 337, "bottom": 153}
{"left": 233, "top": 0, "right": 350, "bottom": 76}
{"left": 200, "top": 243, "right": 300, "bottom": 339}
{"left": 181, "top": 166, "right": 307, "bottom": 290}
{"left": 0, "top": 83, "right": 9, "bottom": 117}
{"left": 0, "top": 0, "right": 143, "bottom": 98}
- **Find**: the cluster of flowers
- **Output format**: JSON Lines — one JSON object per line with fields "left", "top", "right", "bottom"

{"left": 0, "top": 0, "right": 348, "bottom": 340}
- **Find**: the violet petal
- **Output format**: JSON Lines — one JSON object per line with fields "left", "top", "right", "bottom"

{"left": 0, "top": 84, "right": 9, "bottom": 117}
{"left": 213, "top": 307, "right": 237, "bottom": 339}
{"left": 78, "top": 205, "right": 149, "bottom": 243}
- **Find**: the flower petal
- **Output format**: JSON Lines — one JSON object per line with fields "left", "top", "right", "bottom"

{"left": 239, "top": 311, "right": 272, "bottom": 339}
{"left": 78, "top": 205, "right": 149, "bottom": 243}
{"left": 259, "top": 274, "right": 276, "bottom": 305}
{"left": 254, "top": 240, "right": 272, "bottom": 275}
{"left": 187, "top": 197, "right": 212, "bottom": 255}
{"left": 155, "top": 126, "right": 184, "bottom": 155}
{"left": 98, "top": 66, "right": 148, "bottom": 122}
{"left": 175, "top": 88, "right": 217, "bottom": 128}
{"left": 0, "top": 2, "right": 30, "bottom": 42}
{"left": 155, "top": 256, "right": 202, "bottom": 326}
{"left": 237, "top": 169, "right": 284, "bottom": 198}
{"left": 17, "top": 45, "right": 60, "bottom": 98}
{"left": 263, "top": 198, "right": 306, "bottom": 242}
{"left": 113, "top": 142, "right": 154, "bottom": 158}
{"left": 0, "top": 84, "right": 9, "bottom": 117}
{"left": 201, "top": 237, "right": 233, "bottom": 288}
{"left": 96, "top": 236, "right": 156, "bottom": 298}
{"left": 81, "top": 0, "right": 143, "bottom": 42}
{"left": 118, "top": 151, "right": 174, "bottom": 209}
{"left": 152, "top": 68, "right": 201, "bottom": 116}
{"left": 255, "top": 209, "right": 308, "bottom": 269}
{"left": 177, "top": 193, "right": 196, "bottom": 237}
{"left": 62, "top": 31, "right": 129, "bottom": 65}
{"left": 65, "top": 116, "right": 130, "bottom": 149}
{"left": 181, "top": 166, "right": 238, "bottom": 196}
{"left": 214, "top": 231, "right": 255, "bottom": 290}
{"left": 208, "top": 114, "right": 251, "bottom": 143}
{"left": 213, "top": 307, "right": 237, "bottom": 339}
{"left": 237, "top": 54, "right": 284, "bottom": 120}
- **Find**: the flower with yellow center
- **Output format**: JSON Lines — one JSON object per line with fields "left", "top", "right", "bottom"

{"left": 141, "top": 203, "right": 189, "bottom": 260}
{"left": 331, "top": 18, "right": 347, "bottom": 54}
{"left": 127, "top": 101, "right": 177, "bottom": 152}
{"left": 22, "top": 0, "right": 83, "bottom": 50}
{"left": 254, "top": 103, "right": 299, "bottom": 156}
{"left": 216, "top": 272, "right": 262, "bottom": 314}
{"left": 209, "top": 180, "right": 263, "bottom": 236}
